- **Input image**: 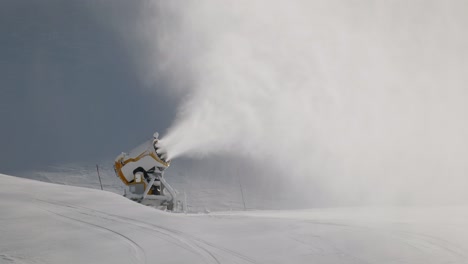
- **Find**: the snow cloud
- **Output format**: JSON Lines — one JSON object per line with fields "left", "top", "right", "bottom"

{"left": 137, "top": 0, "right": 468, "bottom": 206}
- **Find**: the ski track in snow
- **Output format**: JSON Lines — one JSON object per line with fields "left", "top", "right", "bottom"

{"left": 40, "top": 206, "right": 147, "bottom": 264}
{"left": 36, "top": 199, "right": 255, "bottom": 264}
{"left": 2, "top": 174, "right": 468, "bottom": 264}
{"left": 207, "top": 212, "right": 468, "bottom": 264}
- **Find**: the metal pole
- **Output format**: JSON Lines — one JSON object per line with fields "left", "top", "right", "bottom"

{"left": 184, "top": 191, "right": 188, "bottom": 214}
{"left": 238, "top": 169, "right": 247, "bottom": 211}
{"left": 96, "top": 164, "right": 103, "bottom": 190}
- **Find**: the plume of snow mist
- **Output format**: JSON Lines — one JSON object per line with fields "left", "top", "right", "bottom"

{"left": 139, "top": 0, "right": 468, "bottom": 205}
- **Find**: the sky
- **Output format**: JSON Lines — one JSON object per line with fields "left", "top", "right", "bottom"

{"left": 0, "top": 1, "right": 176, "bottom": 172}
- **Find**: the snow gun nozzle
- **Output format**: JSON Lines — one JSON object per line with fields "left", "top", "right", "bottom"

{"left": 154, "top": 142, "right": 170, "bottom": 163}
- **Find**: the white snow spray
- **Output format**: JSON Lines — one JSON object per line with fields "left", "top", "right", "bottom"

{"left": 137, "top": 0, "right": 468, "bottom": 206}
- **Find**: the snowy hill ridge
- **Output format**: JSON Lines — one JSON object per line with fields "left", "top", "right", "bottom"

{"left": 16, "top": 162, "right": 276, "bottom": 212}
{"left": 1, "top": 173, "right": 468, "bottom": 264}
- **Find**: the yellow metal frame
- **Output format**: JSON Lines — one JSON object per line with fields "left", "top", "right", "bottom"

{"left": 114, "top": 150, "right": 171, "bottom": 194}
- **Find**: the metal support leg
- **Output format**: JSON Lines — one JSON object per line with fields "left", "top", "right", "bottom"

{"left": 158, "top": 175, "right": 175, "bottom": 202}
{"left": 141, "top": 177, "right": 156, "bottom": 201}
{"left": 138, "top": 172, "right": 184, "bottom": 212}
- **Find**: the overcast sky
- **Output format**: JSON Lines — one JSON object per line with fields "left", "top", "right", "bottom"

{"left": 0, "top": 1, "right": 176, "bottom": 172}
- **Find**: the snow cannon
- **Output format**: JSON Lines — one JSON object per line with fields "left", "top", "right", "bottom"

{"left": 114, "top": 132, "right": 184, "bottom": 211}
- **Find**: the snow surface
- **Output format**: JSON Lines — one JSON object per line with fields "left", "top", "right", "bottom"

{"left": 1, "top": 173, "right": 468, "bottom": 264}
{"left": 17, "top": 162, "right": 286, "bottom": 212}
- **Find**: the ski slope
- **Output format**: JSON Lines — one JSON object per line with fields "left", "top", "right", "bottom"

{"left": 1, "top": 173, "right": 468, "bottom": 264}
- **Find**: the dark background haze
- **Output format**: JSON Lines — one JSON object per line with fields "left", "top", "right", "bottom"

{"left": 0, "top": 1, "right": 175, "bottom": 173}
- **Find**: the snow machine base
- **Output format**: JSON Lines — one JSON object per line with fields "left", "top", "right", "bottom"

{"left": 123, "top": 173, "right": 185, "bottom": 212}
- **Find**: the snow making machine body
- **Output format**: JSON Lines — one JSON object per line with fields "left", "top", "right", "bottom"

{"left": 114, "top": 133, "right": 182, "bottom": 211}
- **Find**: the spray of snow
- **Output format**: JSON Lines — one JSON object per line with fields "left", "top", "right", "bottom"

{"left": 138, "top": 0, "right": 468, "bottom": 205}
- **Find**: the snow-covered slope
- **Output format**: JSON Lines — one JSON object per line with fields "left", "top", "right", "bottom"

{"left": 16, "top": 162, "right": 284, "bottom": 212}
{"left": 1, "top": 173, "right": 468, "bottom": 264}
